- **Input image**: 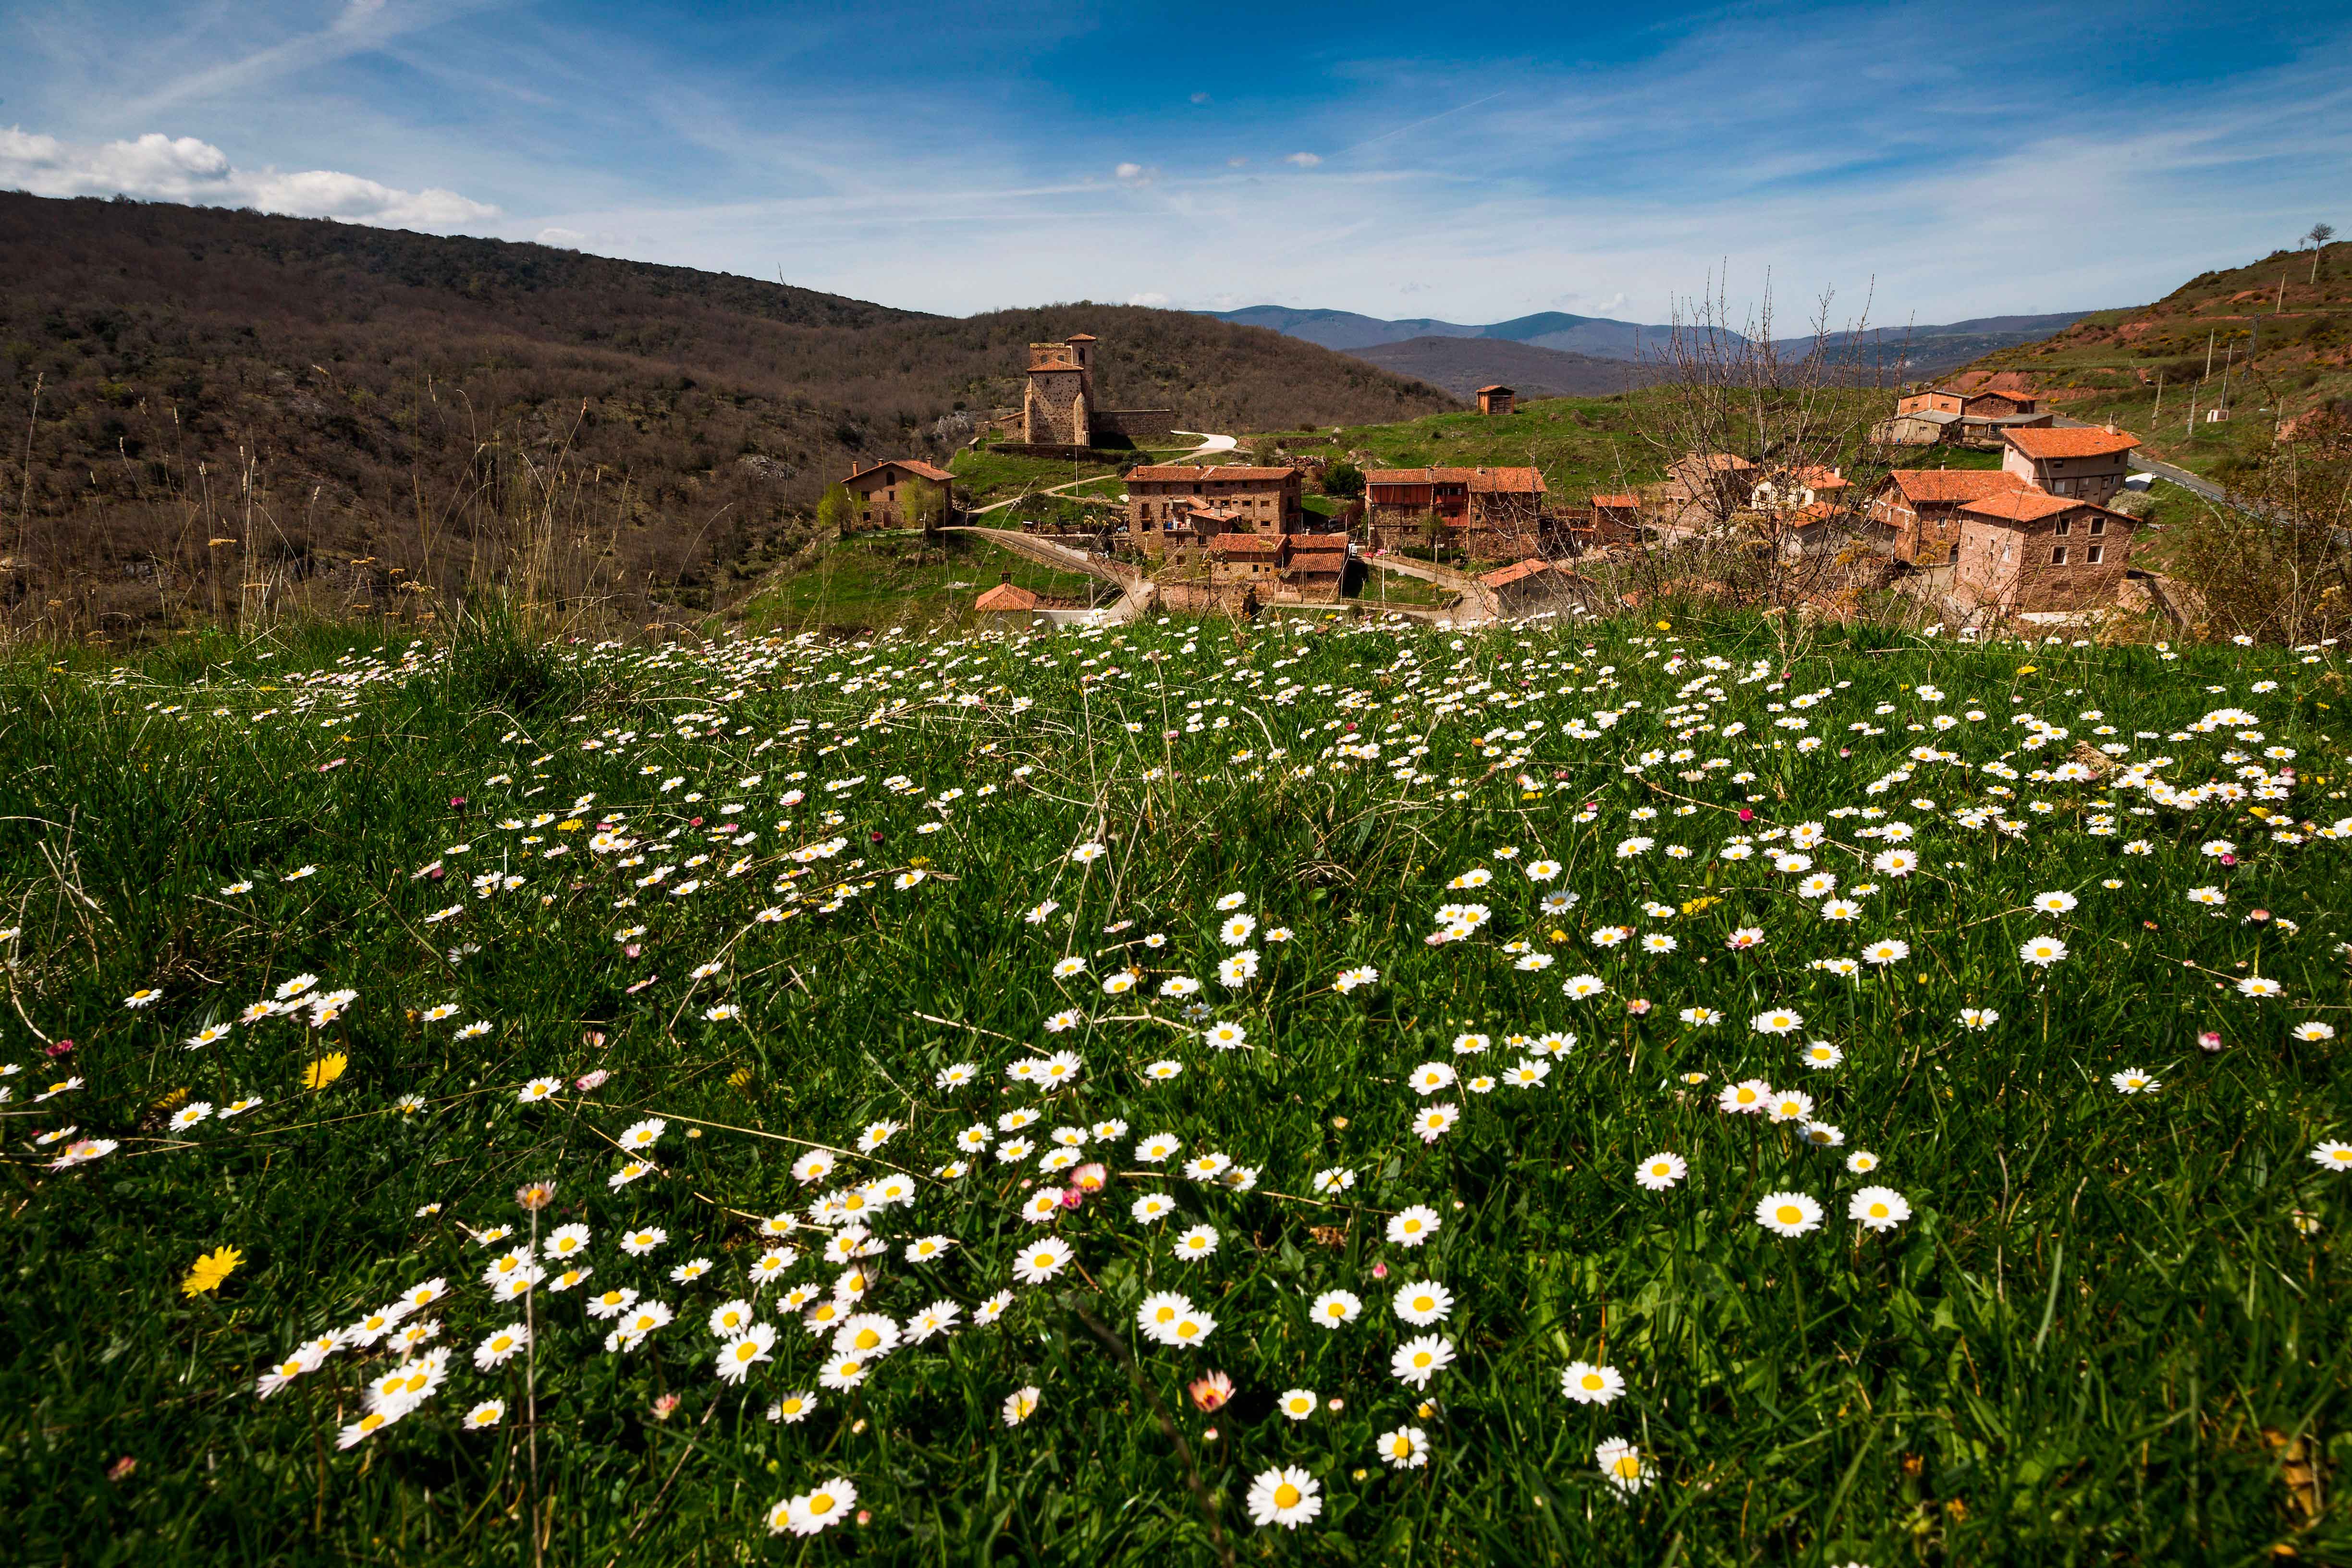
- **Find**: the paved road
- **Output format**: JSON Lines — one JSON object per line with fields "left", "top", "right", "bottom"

{"left": 2048, "top": 412, "right": 2229, "bottom": 503}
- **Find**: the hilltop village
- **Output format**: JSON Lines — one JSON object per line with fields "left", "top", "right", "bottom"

{"left": 820, "top": 331, "right": 2200, "bottom": 631}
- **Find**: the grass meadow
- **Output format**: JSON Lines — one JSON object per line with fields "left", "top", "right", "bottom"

{"left": 3, "top": 610, "right": 2349, "bottom": 1565}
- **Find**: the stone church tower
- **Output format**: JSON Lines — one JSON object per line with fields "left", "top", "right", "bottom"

{"left": 1021, "top": 335, "right": 1095, "bottom": 446}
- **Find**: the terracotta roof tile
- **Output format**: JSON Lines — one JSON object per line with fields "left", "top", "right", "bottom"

{"left": 974, "top": 582, "right": 1040, "bottom": 611}
{"left": 1126, "top": 465, "right": 1296, "bottom": 482}
{"left": 2003, "top": 427, "right": 2140, "bottom": 460}
{"left": 1959, "top": 491, "right": 2097, "bottom": 525}
{"left": 1592, "top": 493, "right": 1640, "bottom": 509}
{"left": 1881, "top": 468, "right": 2032, "bottom": 504}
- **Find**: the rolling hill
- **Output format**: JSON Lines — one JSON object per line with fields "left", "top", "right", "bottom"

{"left": 1343, "top": 335, "right": 1672, "bottom": 399}
{"left": 1203, "top": 304, "right": 2096, "bottom": 386}
{"left": 1942, "top": 240, "right": 2352, "bottom": 481}
{"left": 0, "top": 193, "right": 1450, "bottom": 635}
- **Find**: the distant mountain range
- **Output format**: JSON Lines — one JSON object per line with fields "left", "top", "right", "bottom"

{"left": 1342, "top": 336, "right": 1674, "bottom": 400}
{"left": 1200, "top": 306, "right": 2100, "bottom": 399}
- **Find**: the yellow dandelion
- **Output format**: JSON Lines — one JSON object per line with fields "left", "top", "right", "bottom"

{"left": 302, "top": 1053, "right": 349, "bottom": 1090}
{"left": 182, "top": 1245, "right": 243, "bottom": 1297}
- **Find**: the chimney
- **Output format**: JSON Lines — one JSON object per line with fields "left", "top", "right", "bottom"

{"left": 1000, "top": 571, "right": 1011, "bottom": 584}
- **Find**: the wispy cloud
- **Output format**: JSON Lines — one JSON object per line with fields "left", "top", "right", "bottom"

{"left": 1, "top": 0, "right": 2344, "bottom": 323}
{"left": 0, "top": 126, "right": 499, "bottom": 227}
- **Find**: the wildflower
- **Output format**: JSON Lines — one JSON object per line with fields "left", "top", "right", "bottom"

{"left": 1560, "top": 1361, "right": 1625, "bottom": 1406}
{"left": 1276, "top": 1388, "right": 1319, "bottom": 1421}
{"left": 1959, "top": 1008, "right": 2000, "bottom": 1031}
{"left": 1377, "top": 1425, "right": 1430, "bottom": 1469}
{"left": 1752, "top": 1007, "right": 1803, "bottom": 1035}
{"left": 2019, "top": 936, "right": 2069, "bottom": 967}
{"left": 2310, "top": 1141, "right": 2352, "bottom": 1172}
{"left": 473, "top": 1324, "right": 529, "bottom": 1370}
{"left": 1393, "top": 1282, "right": 1453, "bottom": 1326}
{"left": 1596, "top": 1437, "right": 1653, "bottom": 1495}
{"left": 1849, "top": 1187, "right": 1911, "bottom": 1230}
{"left": 2110, "top": 1067, "right": 2159, "bottom": 1094}
{"left": 1412, "top": 1103, "right": 1460, "bottom": 1143}
{"left": 302, "top": 1054, "right": 348, "bottom": 1090}
{"left": 1387, "top": 1205, "right": 1441, "bottom": 1247}
{"left": 1310, "top": 1289, "right": 1362, "bottom": 1328}
{"left": 1002, "top": 1384, "right": 1042, "bottom": 1426}
{"left": 464, "top": 1400, "right": 506, "bottom": 1430}
{"left": 716, "top": 1323, "right": 778, "bottom": 1384}
{"left": 1390, "top": 1334, "right": 1456, "bottom": 1388}
{"left": 2237, "top": 976, "right": 2285, "bottom": 998}
{"left": 772, "top": 1478, "right": 857, "bottom": 1537}
{"left": 1188, "top": 1371, "right": 1235, "bottom": 1411}
{"left": 1173, "top": 1224, "right": 1220, "bottom": 1262}
{"left": 770, "top": 1391, "right": 817, "bottom": 1423}
{"left": 181, "top": 1246, "right": 242, "bottom": 1297}
{"left": 1246, "top": 1467, "right": 1323, "bottom": 1530}
{"left": 1634, "top": 1152, "right": 1686, "bottom": 1190}
{"left": 1755, "top": 1191, "right": 1824, "bottom": 1237}
{"left": 1012, "top": 1237, "right": 1074, "bottom": 1284}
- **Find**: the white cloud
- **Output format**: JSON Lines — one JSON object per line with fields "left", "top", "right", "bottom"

{"left": 1189, "top": 91, "right": 1210, "bottom": 105}
{"left": 1114, "top": 161, "right": 1149, "bottom": 182}
{"left": 1126, "top": 291, "right": 1170, "bottom": 306}
{"left": 1285, "top": 151, "right": 1322, "bottom": 167}
{"left": 0, "top": 125, "right": 498, "bottom": 228}
{"left": 536, "top": 226, "right": 588, "bottom": 247}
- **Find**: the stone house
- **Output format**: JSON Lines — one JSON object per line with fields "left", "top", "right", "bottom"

{"left": 1364, "top": 466, "right": 1547, "bottom": 555}
{"left": 1899, "top": 386, "right": 2039, "bottom": 419}
{"left": 1866, "top": 468, "right": 2033, "bottom": 564}
{"left": 1209, "top": 533, "right": 1285, "bottom": 586}
{"left": 2000, "top": 426, "right": 2139, "bottom": 505}
{"left": 1126, "top": 465, "right": 1303, "bottom": 552}
{"left": 1477, "top": 384, "right": 1516, "bottom": 416}
{"left": 843, "top": 459, "right": 956, "bottom": 529}
{"left": 1951, "top": 490, "right": 2136, "bottom": 612}
{"left": 1479, "top": 558, "right": 1600, "bottom": 617}
{"left": 1284, "top": 534, "right": 1348, "bottom": 601}
{"left": 1017, "top": 334, "right": 1175, "bottom": 449}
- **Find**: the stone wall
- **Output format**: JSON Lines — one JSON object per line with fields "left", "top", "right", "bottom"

{"left": 1093, "top": 408, "right": 1176, "bottom": 443}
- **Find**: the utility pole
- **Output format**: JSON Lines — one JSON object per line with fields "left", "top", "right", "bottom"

{"left": 2204, "top": 329, "right": 2215, "bottom": 380}
{"left": 2152, "top": 371, "right": 2163, "bottom": 424}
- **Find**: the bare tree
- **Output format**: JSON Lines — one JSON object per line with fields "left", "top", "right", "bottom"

{"left": 2308, "top": 223, "right": 2336, "bottom": 285}
{"left": 2168, "top": 413, "right": 2352, "bottom": 645}
{"left": 1626, "top": 275, "right": 1904, "bottom": 655}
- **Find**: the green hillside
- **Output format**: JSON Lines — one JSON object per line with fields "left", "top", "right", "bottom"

{"left": 1958, "top": 240, "right": 2352, "bottom": 482}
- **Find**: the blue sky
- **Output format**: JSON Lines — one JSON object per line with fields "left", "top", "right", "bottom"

{"left": 3, "top": 0, "right": 2347, "bottom": 326}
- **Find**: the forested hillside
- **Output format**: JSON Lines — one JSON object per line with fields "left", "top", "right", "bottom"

{"left": 0, "top": 194, "right": 1447, "bottom": 635}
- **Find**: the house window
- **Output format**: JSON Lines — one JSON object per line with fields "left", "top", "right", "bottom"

{"left": 2088, "top": 516, "right": 2106, "bottom": 536}
{"left": 2054, "top": 518, "right": 2070, "bottom": 536}
{"left": 2088, "top": 544, "right": 2105, "bottom": 564}
{"left": 2051, "top": 546, "right": 2069, "bottom": 564}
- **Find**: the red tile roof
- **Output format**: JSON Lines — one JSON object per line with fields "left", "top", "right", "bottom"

{"left": 1958, "top": 491, "right": 2097, "bottom": 525}
{"left": 1363, "top": 466, "right": 1545, "bottom": 493}
{"left": 1127, "top": 465, "right": 1297, "bottom": 482}
{"left": 1476, "top": 384, "right": 1513, "bottom": 394}
{"left": 2002, "top": 427, "right": 2140, "bottom": 460}
{"left": 1288, "top": 534, "right": 1348, "bottom": 553}
{"left": 1592, "top": 493, "right": 1640, "bottom": 509}
{"left": 1211, "top": 535, "right": 1281, "bottom": 555}
{"left": 851, "top": 458, "right": 955, "bottom": 484}
{"left": 1880, "top": 469, "right": 2032, "bottom": 504}
{"left": 1479, "top": 558, "right": 1554, "bottom": 587}
{"left": 974, "top": 582, "right": 1040, "bottom": 611}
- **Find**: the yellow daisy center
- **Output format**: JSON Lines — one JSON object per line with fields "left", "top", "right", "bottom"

{"left": 1274, "top": 1483, "right": 1302, "bottom": 1509}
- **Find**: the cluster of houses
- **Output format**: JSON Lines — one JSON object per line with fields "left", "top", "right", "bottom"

{"left": 834, "top": 342, "right": 2156, "bottom": 626}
